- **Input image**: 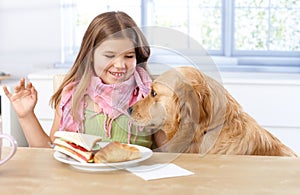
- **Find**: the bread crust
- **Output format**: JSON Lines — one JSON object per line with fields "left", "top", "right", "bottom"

{"left": 94, "top": 142, "right": 141, "bottom": 163}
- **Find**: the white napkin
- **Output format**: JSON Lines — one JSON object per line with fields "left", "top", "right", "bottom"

{"left": 126, "top": 163, "right": 194, "bottom": 181}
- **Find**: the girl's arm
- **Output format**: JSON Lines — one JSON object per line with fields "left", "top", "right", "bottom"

{"left": 18, "top": 111, "right": 51, "bottom": 147}
{"left": 2, "top": 78, "right": 60, "bottom": 147}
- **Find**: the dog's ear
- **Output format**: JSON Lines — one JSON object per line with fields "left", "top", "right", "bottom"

{"left": 193, "top": 82, "right": 212, "bottom": 129}
{"left": 176, "top": 82, "right": 200, "bottom": 124}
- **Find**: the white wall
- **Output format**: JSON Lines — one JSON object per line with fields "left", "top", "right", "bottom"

{"left": 0, "top": 0, "right": 61, "bottom": 79}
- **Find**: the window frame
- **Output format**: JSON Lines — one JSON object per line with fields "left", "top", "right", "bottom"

{"left": 57, "top": 0, "right": 300, "bottom": 73}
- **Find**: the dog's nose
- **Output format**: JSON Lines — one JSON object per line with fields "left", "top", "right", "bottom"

{"left": 127, "top": 106, "right": 133, "bottom": 115}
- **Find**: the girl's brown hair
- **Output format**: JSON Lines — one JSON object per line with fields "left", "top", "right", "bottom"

{"left": 50, "top": 11, "right": 150, "bottom": 119}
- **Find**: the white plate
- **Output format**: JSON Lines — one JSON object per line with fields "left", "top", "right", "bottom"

{"left": 53, "top": 142, "right": 153, "bottom": 172}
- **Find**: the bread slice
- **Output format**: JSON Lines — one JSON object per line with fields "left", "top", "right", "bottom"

{"left": 94, "top": 141, "right": 141, "bottom": 163}
{"left": 54, "top": 131, "right": 102, "bottom": 151}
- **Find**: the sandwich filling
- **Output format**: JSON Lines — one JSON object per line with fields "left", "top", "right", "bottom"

{"left": 54, "top": 138, "right": 93, "bottom": 163}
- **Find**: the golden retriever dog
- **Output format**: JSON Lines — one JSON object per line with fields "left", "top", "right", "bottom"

{"left": 128, "top": 66, "right": 297, "bottom": 156}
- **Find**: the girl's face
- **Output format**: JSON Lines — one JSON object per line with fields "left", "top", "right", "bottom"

{"left": 93, "top": 38, "right": 137, "bottom": 84}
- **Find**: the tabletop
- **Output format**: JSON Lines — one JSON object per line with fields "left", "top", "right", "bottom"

{"left": 1, "top": 147, "right": 300, "bottom": 195}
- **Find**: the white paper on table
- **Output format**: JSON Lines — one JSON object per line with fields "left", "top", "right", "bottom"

{"left": 126, "top": 163, "right": 194, "bottom": 181}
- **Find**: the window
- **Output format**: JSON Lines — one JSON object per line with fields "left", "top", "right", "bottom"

{"left": 59, "top": 0, "right": 300, "bottom": 72}
{"left": 146, "top": 0, "right": 222, "bottom": 52}
{"left": 234, "top": 0, "right": 300, "bottom": 54}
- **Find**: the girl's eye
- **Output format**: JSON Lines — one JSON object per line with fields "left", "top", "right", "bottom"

{"left": 151, "top": 89, "right": 157, "bottom": 97}
{"left": 126, "top": 55, "right": 135, "bottom": 58}
{"left": 105, "top": 55, "right": 114, "bottom": 58}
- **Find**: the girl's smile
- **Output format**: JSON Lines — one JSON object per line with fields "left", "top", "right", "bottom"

{"left": 109, "top": 71, "right": 125, "bottom": 78}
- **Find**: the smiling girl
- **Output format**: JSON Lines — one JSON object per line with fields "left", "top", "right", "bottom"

{"left": 3, "top": 11, "right": 153, "bottom": 148}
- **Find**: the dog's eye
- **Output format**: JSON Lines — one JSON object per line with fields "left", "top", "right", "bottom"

{"left": 151, "top": 89, "right": 157, "bottom": 97}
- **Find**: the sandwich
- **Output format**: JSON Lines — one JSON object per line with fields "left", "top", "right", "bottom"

{"left": 53, "top": 131, "right": 102, "bottom": 163}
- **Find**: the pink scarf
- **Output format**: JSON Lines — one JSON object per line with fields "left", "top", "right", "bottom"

{"left": 59, "top": 67, "right": 152, "bottom": 137}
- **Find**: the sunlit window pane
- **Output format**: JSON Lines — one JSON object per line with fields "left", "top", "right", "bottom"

{"left": 270, "top": 3, "right": 300, "bottom": 51}
{"left": 234, "top": 0, "right": 300, "bottom": 52}
{"left": 148, "top": 0, "right": 222, "bottom": 51}
{"left": 235, "top": 8, "right": 269, "bottom": 50}
{"left": 189, "top": 4, "right": 222, "bottom": 50}
{"left": 235, "top": 0, "right": 269, "bottom": 7}
{"left": 150, "top": 0, "right": 188, "bottom": 33}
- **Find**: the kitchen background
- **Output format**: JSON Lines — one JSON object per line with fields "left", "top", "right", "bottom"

{"left": 1, "top": 0, "right": 300, "bottom": 154}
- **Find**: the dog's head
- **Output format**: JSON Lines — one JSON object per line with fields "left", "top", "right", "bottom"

{"left": 128, "top": 66, "right": 232, "bottom": 153}
{"left": 129, "top": 67, "right": 221, "bottom": 139}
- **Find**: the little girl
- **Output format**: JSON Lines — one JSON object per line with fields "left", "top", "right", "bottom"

{"left": 3, "top": 11, "right": 153, "bottom": 148}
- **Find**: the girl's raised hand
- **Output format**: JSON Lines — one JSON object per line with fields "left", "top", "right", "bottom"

{"left": 2, "top": 78, "right": 38, "bottom": 118}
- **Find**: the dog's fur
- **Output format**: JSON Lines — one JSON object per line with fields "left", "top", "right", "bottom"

{"left": 129, "top": 66, "right": 297, "bottom": 156}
